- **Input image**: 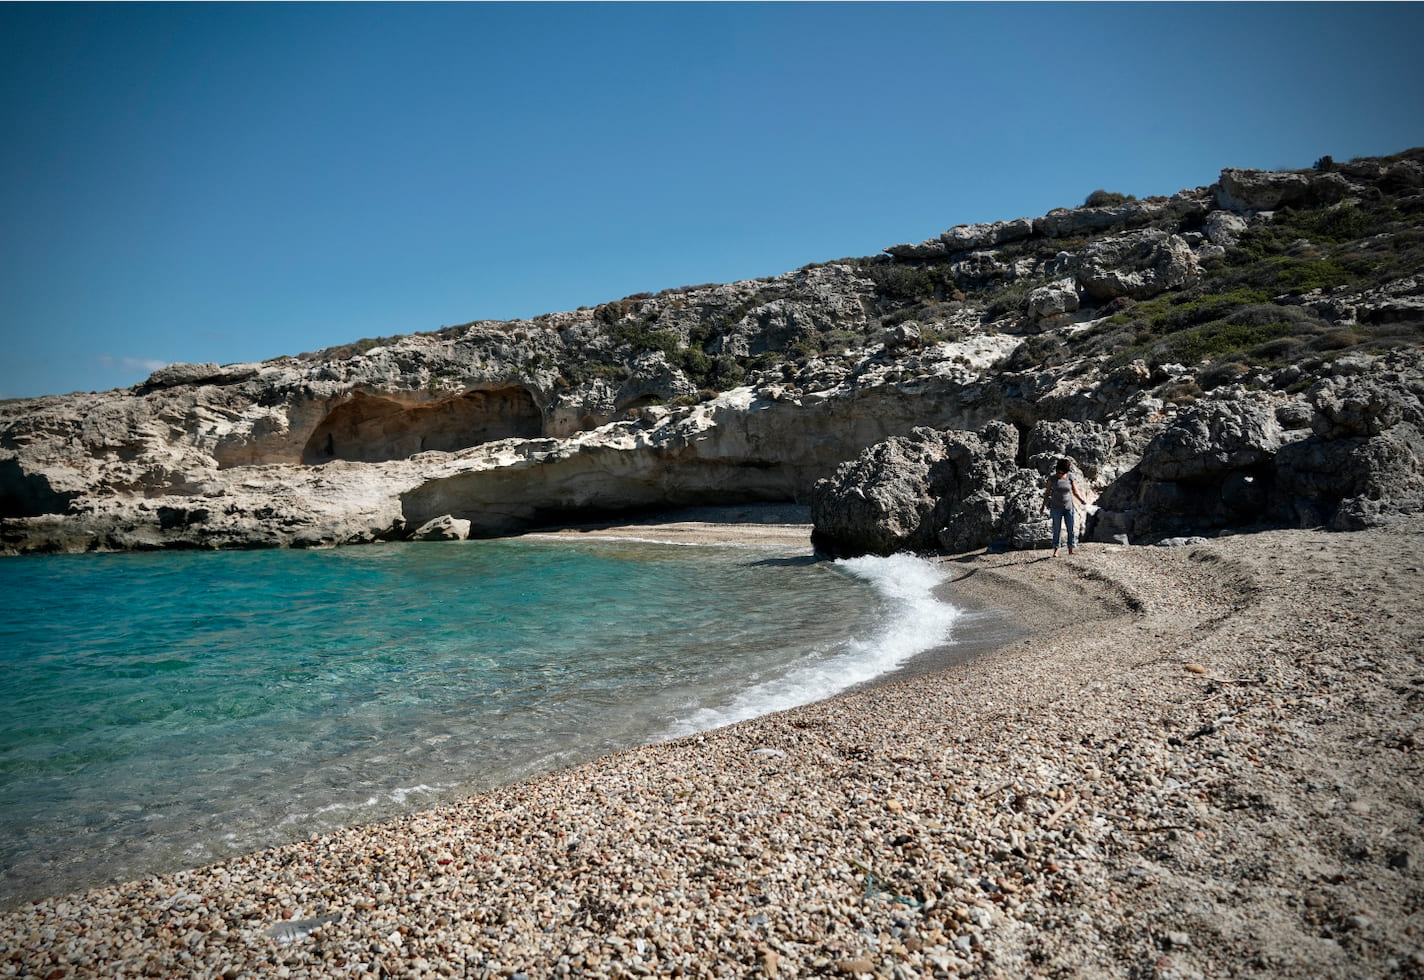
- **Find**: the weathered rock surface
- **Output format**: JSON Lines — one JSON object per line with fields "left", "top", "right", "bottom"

{"left": 3, "top": 150, "right": 1423, "bottom": 555}
{"left": 1084, "top": 356, "right": 1424, "bottom": 542}
{"left": 1214, "top": 166, "right": 1352, "bottom": 211}
{"left": 1075, "top": 230, "right": 1201, "bottom": 301}
{"left": 809, "top": 422, "right": 1043, "bottom": 556}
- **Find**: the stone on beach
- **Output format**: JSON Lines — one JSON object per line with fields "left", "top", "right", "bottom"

{"left": 3, "top": 517, "right": 1422, "bottom": 979}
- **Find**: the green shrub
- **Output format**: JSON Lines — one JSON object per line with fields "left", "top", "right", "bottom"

{"left": 1084, "top": 189, "right": 1137, "bottom": 208}
{"left": 1161, "top": 320, "right": 1298, "bottom": 365}
{"left": 708, "top": 356, "right": 745, "bottom": 390}
{"left": 609, "top": 320, "right": 681, "bottom": 359}
{"left": 1161, "top": 379, "right": 1202, "bottom": 406}
{"left": 1005, "top": 334, "right": 1069, "bottom": 371}
{"left": 678, "top": 348, "right": 713, "bottom": 382}
{"left": 1266, "top": 256, "right": 1355, "bottom": 292}
{"left": 1199, "top": 360, "right": 1253, "bottom": 390}
{"left": 1251, "top": 336, "right": 1309, "bottom": 363}
{"left": 866, "top": 263, "right": 941, "bottom": 303}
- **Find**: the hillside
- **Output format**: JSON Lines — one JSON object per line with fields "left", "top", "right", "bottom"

{"left": 2, "top": 149, "right": 1422, "bottom": 554}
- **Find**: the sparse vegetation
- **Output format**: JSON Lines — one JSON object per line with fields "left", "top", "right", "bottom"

{"left": 1084, "top": 189, "right": 1138, "bottom": 208}
{"left": 298, "top": 149, "right": 1423, "bottom": 402}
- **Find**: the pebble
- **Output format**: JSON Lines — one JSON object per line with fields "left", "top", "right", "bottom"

{"left": 2, "top": 521, "right": 1422, "bottom": 979}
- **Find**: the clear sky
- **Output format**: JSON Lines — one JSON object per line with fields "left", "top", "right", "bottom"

{"left": 2, "top": 2, "right": 1421, "bottom": 399}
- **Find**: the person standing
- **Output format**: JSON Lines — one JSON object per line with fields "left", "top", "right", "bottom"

{"left": 1041, "top": 457, "right": 1088, "bottom": 557}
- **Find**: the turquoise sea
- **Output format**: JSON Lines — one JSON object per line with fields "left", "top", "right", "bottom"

{"left": 0, "top": 535, "right": 959, "bottom": 910}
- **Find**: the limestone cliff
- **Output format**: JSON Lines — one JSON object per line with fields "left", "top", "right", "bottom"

{"left": 3, "top": 150, "right": 1422, "bottom": 554}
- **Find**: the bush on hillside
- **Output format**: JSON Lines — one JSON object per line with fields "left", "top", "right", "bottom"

{"left": 1084, "top": 189, "right": 1138, "bottom": 208}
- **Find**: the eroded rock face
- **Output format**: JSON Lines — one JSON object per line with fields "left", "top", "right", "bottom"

{"left": 1076, "top": 230, "right": 1201, "bottom": 301}
{"left": 809, "top": 422, "right": 1040, "bottom": 557}
{"left": 3, "top": 153, "right": 1422, "bottom": 555}
{"left": 1025, "top": 420, "right": 1118, "bottom": 480}
{"left": 1309, "top": 373, "right": 1424, "bottom": 439}
{"left": 300, "top": 387, "right": 543, "bottom": 465}
{"left": 1137, "top": 401, "right": 1286, "bottom": 482}
{"left": 1214, "top": 167, "right": 1352, "bottom": 212}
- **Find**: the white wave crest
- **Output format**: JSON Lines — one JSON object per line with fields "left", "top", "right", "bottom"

{"left": 663, "top": 552, "right": 958, "bottom": 738}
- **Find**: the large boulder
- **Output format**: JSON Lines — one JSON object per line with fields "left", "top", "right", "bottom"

{"left": 1272, "top": 368, "right": 1424, "bottom": 528}
{"left": 408, "top": 514, "right": 472, "bottom": 541}
{"left": 1214, "top": 167, "right": 1353, "bottom": 212}
{"left": 140, "top": 362, "right": 263, "bottom": 390}
{"left": 1025, "top": 419, "right": 1119, "bottom": 480}
{"left": 1138, "top": 400, "right": 1287, "bottom": 482}
{"left": 1036, "top": 201, "right": 1152, "bottom": 239}
{"left": 1273, "top": 424, "right": 1424, "bottom": 529}
{"left": 1077, "top": 230, "right": 1201, "bottom": 301}
{"left": 883, "top": 238, "right": 948, "bottom": 260}
{"left": 810, "top": 421, "right": 1040, "bottom": 557}
{"left": 1091, "top": 400, "right": 1288, "bottom": 542}
{"left": 1203, "top": 211, "right": 1249, "bottom": 247}
{"left": 1025, "top": 279, "right": 1081, "bottom": 322}
{"left": 940, "top": 218, "right": 1035, "bottom": 253}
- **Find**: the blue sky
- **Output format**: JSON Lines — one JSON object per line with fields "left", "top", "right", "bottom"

{"left": 2, "top": 3, "right": 1421, "bottom": 399}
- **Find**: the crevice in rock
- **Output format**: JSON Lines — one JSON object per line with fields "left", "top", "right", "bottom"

{"left": 0, "top": 460, "right": 78, "bottom": 518}
{"left": 301, "top": 387, "right": 542, "bottom": 465}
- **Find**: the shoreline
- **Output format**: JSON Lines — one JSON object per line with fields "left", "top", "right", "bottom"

{"left": 4, "top": 517, "right": 1422, "bottom": 978}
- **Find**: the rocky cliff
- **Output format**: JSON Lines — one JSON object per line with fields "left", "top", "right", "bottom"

{"left": 3, "top": 150, "right": 1423, "bottom": 555}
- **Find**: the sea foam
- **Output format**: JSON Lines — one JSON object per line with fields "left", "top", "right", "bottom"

{"left": 663, "top": 552, "right": 957, "bottom": 737}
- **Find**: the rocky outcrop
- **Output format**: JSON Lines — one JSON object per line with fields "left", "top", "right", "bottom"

{"left": 1074, "top": 230, "right": 1201, "bottom": 301}
{"left": 1214, "top": 167, "right": 1352, "bottom": 212}
{"left": 809, "top": 422, "right": 1043, "bottom": 556}
{"left": 1086, "top": 358, "right": 1424, "bottom": 542}
{"left": 4, "top": 150, "right": 1423, "bottom": 555}
{"left": 1025, "top": 279, "right": 1080, "bottom": 322}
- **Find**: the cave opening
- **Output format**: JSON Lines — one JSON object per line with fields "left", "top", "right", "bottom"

{"left": 301, "top": 387, "right": 543, "bottom": 465}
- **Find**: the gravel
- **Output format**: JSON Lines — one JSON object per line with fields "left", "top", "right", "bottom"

{"left": 3, "top": 517, "right": 1422, "bottom": 979}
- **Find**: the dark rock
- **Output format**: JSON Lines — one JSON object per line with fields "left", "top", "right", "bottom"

{"left": 0, "top": 460, "right": 79, "bottom": 518}
{"left": 1138, "top": 401, "right": 1286, "bottom": 482}
{"left": 1310, "top": 374, "right": 1424, "bottom": 439}
{"left": 1026, "top": 420, "right": 1118, "bottom": 480}
{"left": 810, "top": 422, "right": 1039, "bottom": 557}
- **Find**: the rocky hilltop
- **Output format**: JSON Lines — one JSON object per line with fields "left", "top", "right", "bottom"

{"left": 3, "top": 150, "right": 1423, "bottom": 555}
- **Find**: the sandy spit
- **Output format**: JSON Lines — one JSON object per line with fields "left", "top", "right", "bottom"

{"left": 3, "top": 513, "right": 1422, "bottom": 979}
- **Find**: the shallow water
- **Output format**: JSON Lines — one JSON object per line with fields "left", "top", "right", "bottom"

{"left": 0, "top": 537, "right": 958, "bottom": 908}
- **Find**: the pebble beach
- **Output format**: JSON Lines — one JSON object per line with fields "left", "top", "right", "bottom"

{"left": 4, "top": 516, "right": 1422, "bottom": 979}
